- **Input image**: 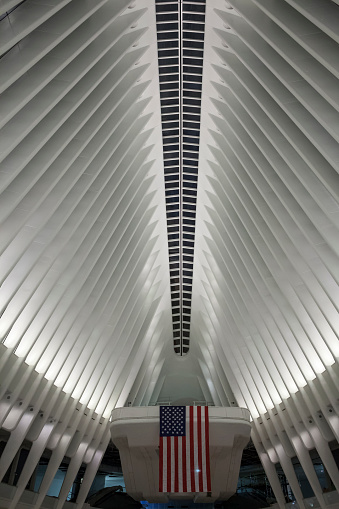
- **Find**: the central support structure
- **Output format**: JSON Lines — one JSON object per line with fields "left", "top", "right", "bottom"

{"left": 110, "top": 406, "right": 251, "bottom": 503}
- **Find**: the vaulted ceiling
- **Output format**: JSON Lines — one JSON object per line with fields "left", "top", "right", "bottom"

{"left": 0, "top": 0, "right": 339, "bottom": 507}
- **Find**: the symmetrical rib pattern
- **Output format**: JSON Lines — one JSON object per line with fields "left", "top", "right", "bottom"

{"left": 192, "top": 0, "right": 339, "bottom": 506}
{"left": 0, "top": 0, "right": 339, "bottom": 508}
{"left": 0, "top": 1, "right": 171, "bottom": 506}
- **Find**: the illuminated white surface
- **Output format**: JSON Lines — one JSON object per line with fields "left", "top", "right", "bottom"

{"left": 0, "top": 0, "right": 338, "bottom": 508}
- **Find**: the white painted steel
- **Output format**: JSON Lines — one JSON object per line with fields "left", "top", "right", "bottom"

{"left": 110, "top": 406, "right": 251, "bottom": 503}
{"left": 0, "top": 1, "right": 338, "bottom": 508}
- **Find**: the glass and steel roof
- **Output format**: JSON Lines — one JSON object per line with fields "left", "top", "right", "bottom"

{"left": 155, "top": 0, "right": 206, "bottom": 355}
{"left": 1, "top": 1, "right": 339, "bottom": 505}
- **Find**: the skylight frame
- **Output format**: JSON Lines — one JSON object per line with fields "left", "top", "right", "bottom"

{"left": 155, "top": 0, "right": 206, "bottom": 356}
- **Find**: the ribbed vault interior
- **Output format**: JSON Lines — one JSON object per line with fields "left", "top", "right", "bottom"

{"left": 0, "top": 0, "right": 339, "bottom": 508}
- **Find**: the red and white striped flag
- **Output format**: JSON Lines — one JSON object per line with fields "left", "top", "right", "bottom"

{"left": 159, "top": 406, "right": 211, "bottom": 493}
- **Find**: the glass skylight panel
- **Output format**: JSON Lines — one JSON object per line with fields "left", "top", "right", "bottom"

{"left": 156, "top": 0, "right": 205, "bottom": 356}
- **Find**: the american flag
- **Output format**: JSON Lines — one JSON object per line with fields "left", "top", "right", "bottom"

{"left": 159, "top": 406, "right": 211, "bottom": 493}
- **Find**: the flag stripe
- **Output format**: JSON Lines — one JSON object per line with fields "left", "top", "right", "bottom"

{"left": 174, "top": 436, "right": 179, "bottom": 492}
{"left": 193, "top": 406, "right": 199, "bottom": 490}
{"left": 197, "top": 406, "right": 203, "bottom": 491}
{"left": 159, "top": 436, "right": 163, "bottom": 492}
{"left": 189, "top": 406, "right": 195, "bottom": 492}
{"left": 182, "top": 435, "right": 187, "bottom": 492}
{"left": 186, "top": 418, "right": 191, "bottom": 492}
{"left": 178, "top": 437, "right": 183, "bottom": 492}
{"left": 203, "top": 408, "right": 207, "bottom": 491}
{"left": 201, "top": 408, "right": 207, "bottom": 491}
{"left": 163, "top": 436, "right": 167, "bottom": 492}
{"left": 167, "top": 436, "right": 171, "bottom": 492}
{"left": 205, "top": 406, "right": 211, "bottom": 491}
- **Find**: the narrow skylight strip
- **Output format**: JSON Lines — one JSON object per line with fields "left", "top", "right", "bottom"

{"left": 155, "top": 0, "right": 206, "bottom": 355}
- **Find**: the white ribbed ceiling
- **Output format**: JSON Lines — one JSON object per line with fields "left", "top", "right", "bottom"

{"left": 0, "top": 0, "right": 173, "bottom": 419}
{"left": 0, "top": 1, "right": 339, "bottom": 507}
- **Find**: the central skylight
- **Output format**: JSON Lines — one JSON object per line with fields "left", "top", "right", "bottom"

{"left": 155, "top": 0, "right": 206, "bottom": 355}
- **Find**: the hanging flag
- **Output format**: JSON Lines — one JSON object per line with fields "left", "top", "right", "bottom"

{"left": 159, "top": 405, "right": 211, "bottom": 493}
